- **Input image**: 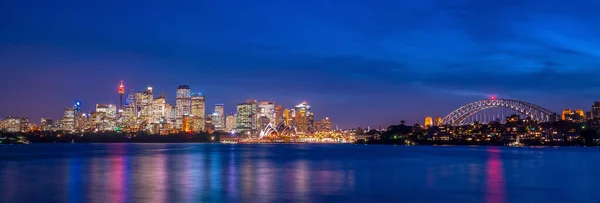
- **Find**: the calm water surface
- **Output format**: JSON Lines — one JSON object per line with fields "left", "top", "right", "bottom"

{"left": 1, "top": 144, "right": 600, "bottom": 203}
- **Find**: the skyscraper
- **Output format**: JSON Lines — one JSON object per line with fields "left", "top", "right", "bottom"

{"left": 191, "top": 93, "right": 205, "bottom": 132}
{"left": 61, "top": 107, "right": 75, "bottom": 132}
{"left": 283, "top": 108, "right": 293, "bottom": 126}
{"left": 236, "top": 100, "right": 257, "bottom": 134}
{"left": 275, "top": 105, "right": 284, "bottom": 125}
{"left": 294, "top": 101, "right": 311, "bottom": 133}
{"left": 175, "top": 85, "right": 192, "bottom": 129}
{"left": 213, "top": 104, "right": 225, "bottom": 131}
{"left": 151, "top": 96, "right": 166, "bottom": 124}
{"left": 135, "top": 87, "right": 154, "bottom": 128}
{"left": 258, "top": 101, "right": 275, "bottom": 125}
{"left": 225, "top": 113, "right": 236, "bottom": 133}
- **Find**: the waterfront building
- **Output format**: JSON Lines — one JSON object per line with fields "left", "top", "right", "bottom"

{"left": 191, "top": 93, "right": 205, "bottom": 132}
{"left": 175, "top": 85, "right": 192, "bottom": 129}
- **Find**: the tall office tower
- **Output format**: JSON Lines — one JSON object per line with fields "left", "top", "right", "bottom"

{"left": 165, "top": 103, "right": 175, "bottom": 124}
{"left": 593, "top": 102, "right": 600, "bottom": 119}
{"left": 118, "top": 80, "right": 125, "bottom": 115}
{"left": 121, "top": 92, "right": 137, "bottom": 131}
{"left": 175, "top": 85, "right": 192, "bottom": 129}
{"left": 294, "top": 101, "right": 311, "bottom": 133}
{"left": 275, "top": 105, "right": 284, "bottom": 125}
{"left": 283, "top": 108, "right": 293, "bottom": 126}
{"left": 135, "top": 86, "right": 154, "bottom": 127}
{"left": 151, "top": 96, "right": 166, "bottom": 124}
{"left": 225, "top": 113, "right": 236, "bottom": 133}
{"left": 213, "top": 104, "right": 225, "bottom": 131}
{"left": 424, "top": 116, "right": 433, "bottom": 128}
{"left": 191, "top": 93, "right": 205, "bottom": 132}
{"left": 236, "top": 101, "right": 257, "bottom": 134}
{"left": 258, "top": 101, "right": 275, "bottom": 125}
{"left": 434, "top": 117, "right": 443, "bottom": 126}
{"left": 61, "top": 107, "right": 75, "bottom": 132}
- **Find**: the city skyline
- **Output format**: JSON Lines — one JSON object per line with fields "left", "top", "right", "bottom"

{"left": 2, "top": 0, "right": 600, "bottom": 128}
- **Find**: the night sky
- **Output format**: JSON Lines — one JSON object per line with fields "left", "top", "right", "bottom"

{"left": 1, "top": 0, "right": 600, "bottom": 128}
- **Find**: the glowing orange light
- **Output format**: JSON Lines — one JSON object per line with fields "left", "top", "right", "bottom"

{"left": 118, "top": 80, "right": 125, "bottom": 95}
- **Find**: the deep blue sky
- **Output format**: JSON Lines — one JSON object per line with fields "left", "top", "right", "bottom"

{"left": 1, "top": 0, "right": 600, "bottom": 128}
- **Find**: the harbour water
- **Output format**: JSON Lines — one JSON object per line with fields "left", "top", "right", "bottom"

{"left": 1, "top": 144, "right": 600, "bottom": 203}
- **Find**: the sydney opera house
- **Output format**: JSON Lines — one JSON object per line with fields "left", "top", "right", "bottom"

{"left": 259, "top": 122, "right": 297, "bottom": 138}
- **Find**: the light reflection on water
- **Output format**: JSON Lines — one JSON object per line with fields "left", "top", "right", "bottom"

{"left": 2, "top": 144, "right": 600, "bottom": 203}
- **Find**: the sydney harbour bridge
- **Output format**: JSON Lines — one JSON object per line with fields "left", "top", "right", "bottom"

{"left": 441, "top": 97, "right": 559, "bottom": 126}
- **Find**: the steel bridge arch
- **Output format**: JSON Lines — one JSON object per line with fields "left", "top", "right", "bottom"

{"left": 441, "top": 99, "right": 557, "bottom": 126}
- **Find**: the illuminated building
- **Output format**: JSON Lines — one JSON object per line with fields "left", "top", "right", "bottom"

{"left": 213, "top": 104, "right": 225, "bottom": 131}
{"left": 40, "top": 118, "right": 53, "bottom": 131}
{"left": 151, "top": 96, "right": 166, "bottom": 124}
{"left": 135, "top": 87, "right": 154, "bottom": 129}
{"left": 424, "top": 116, "right": 433, "bottom": 128}
{"left": 165, "top": 104, "right": 175, "bottom": 124}
{"left": 121, "top": 92, "right": 137, "bottom": 132}
{"left": 294, "top": 101, "right": 311, "bottom": 133}
{"left": 175, "top": 85, "right": 192, "bottom": 129}
{"left": 118, "top": 80, "right": 125, "bottom": 115}
{"left": 275, "top": 105, "right": 284, "bottom": 125}
{"left": 259, "top": 122, "right": 297, "bottom": 137}
{"left": 316, "top": 117, "right": 332, "bottom": 132}
{"left": 205, "top": 115, "right": 214, "bottom": 133}
{"left": 191, "top": 93, "right": 205, "bottom": 132}
{"left": 593, "top": 102, "right": 600, "bottom": 119}
{"left": 236, "top": 100, "right": 257, "bottom": 134}
{"left": 93, "top": 104, "right": 117, "bottom": 131}
{"left": 182, "top": 115, "right": 192, "bottom": 133}
{"left": 562, "top": 109, "right": 572, "bottom": 120}
{"left": 575, "top": 109, "right": 585, "bottom": 118}
{"left": 258, "top": 116, "right": 271, "bottom": 131}
{"left": 60, "top": 107, "right": 75, "bottom": 132}
{"left": 225, "top": 113, "right": 236, "bottom": 132}
{"left": 434, "top": 117, "right": 442, "bottom": 126}
{"left": 506, "top": 114, "right": 520, "bottom": 123}
{"left": 3, "top": 117, "right": 25, "bottom": 133}
{"left": 258, "top": 101, "right": 275, "bottom": 125}
{"left": 283, "top": 108, "right": 293, "bottom": 126}
{"left": 562, "top": 109, "right": 585, "bottom": 122}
